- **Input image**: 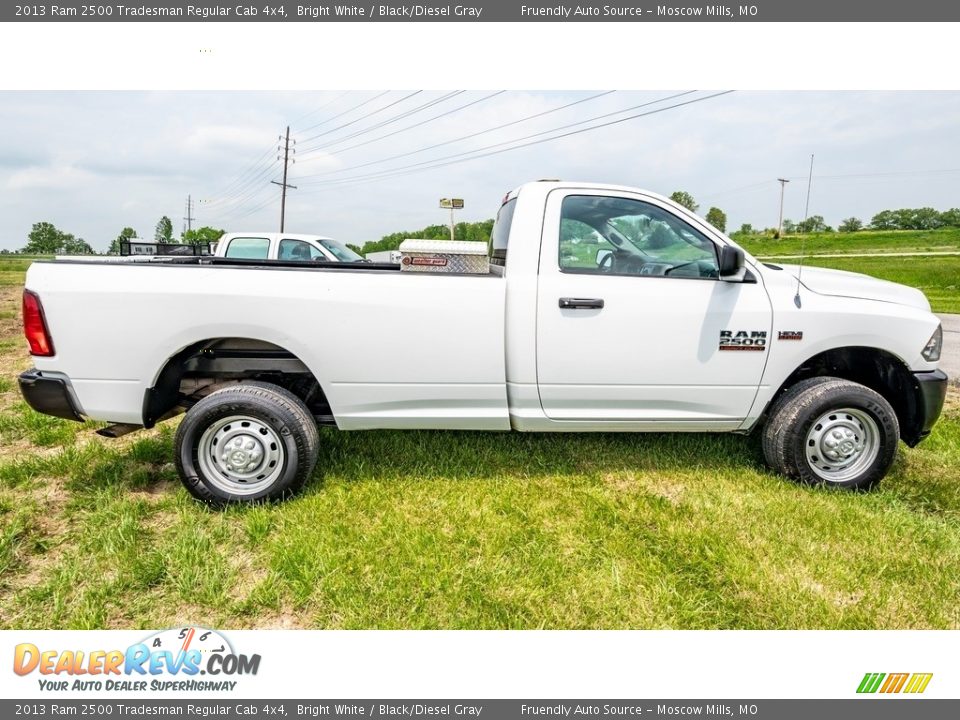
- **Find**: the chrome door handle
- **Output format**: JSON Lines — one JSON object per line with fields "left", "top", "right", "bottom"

{"left": 559, "top": 297, "right": 604, "bottom": 309}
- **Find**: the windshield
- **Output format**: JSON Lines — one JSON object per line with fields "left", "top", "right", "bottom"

{"left": 317, "top": 238, "right": 364, "bottom": 262}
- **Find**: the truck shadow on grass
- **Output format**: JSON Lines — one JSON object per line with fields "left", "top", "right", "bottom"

{"left": 2, "top": 414, "right": 956, "bottom": 519}
{"left": 314, "top": 427, "right": 763, "bottom": 483}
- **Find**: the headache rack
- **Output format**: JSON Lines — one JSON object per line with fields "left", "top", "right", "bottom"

{"left": 120, "top": 240, "right": 215, "bottom": 256}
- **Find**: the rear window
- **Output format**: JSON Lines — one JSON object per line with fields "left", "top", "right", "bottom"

{"left": 225, "top": 237, "right": 270, "bottom": 259}
{"left": 489, "top": 198, "right": 517, "bottom": 267}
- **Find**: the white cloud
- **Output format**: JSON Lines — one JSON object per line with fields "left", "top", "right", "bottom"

{"left": 5, "top": 164, "right": 95, "bottom": 191}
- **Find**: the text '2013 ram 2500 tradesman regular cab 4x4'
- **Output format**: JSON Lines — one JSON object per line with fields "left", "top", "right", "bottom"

{"left": 19, "top": 181, "right": 948, "bottom": 504}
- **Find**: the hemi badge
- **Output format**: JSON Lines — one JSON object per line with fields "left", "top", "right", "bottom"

{"left": 778, "top": 330, "right": 803, "bottom": 341}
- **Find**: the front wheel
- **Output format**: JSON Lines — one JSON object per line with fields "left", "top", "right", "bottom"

{"left": 761, "top": 377, "right": 899, "bottom": 490}
{"left": 175, "top": 382, "right": 320, "bottom": 505}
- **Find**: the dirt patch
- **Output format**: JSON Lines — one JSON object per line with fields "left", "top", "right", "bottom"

{"left": 230, "top": 548, "right": 269, "bottom": 598}
{"left": 242, "top": 611, "right": 308, "bottom": 629}
{"left": 0, "top": 477, "right": 72, "bottom": 597}
{"left": 603, "top": 471, "right": 685, "bottom": 504}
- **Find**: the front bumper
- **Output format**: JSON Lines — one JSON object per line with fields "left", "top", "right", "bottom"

{"left": 906, "top": 369, "right": 948, "bottom": 446}
{"left": 18, "top": 369, "right": 84, "bottom": 422}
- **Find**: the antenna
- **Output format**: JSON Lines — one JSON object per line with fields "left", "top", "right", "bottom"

{"left": 794, "top": 153, "right": 815, "bottom": 308}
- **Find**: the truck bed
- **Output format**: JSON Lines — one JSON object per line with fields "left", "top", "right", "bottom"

{"left": 26, "top": 258, "right": 509, "bottom": 430}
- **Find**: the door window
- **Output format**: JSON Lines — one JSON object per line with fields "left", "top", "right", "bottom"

{"left": 279, "top": 239, "right": 325, "bottom": 262}
{"left": 224, "top": 237, "right": 270, "bottom": 259}
{"left": 559, "top": 195, "right": 719, "bottom": 279}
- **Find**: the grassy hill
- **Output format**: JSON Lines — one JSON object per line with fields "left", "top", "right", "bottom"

{"left": 738, "top": 227, "right": 960, "bottom": 257}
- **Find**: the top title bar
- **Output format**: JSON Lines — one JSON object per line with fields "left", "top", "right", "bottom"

{"left": 7, "top": 0, "right": 960, "bottom": 22}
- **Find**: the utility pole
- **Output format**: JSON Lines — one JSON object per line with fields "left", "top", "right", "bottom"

{"left": 776, "top": 178, "right": 790, "bottom": 237}
{"left": 183, "top": 195, "right": 195, "bottom": 235}
{"left": 271, "top": 126, "right": 297, "bottom": 232}
{"left": 803, "top": 154, "right": 815, "bottom": 225}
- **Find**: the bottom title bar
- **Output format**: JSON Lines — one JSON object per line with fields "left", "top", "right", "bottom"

{"left": 4, "top": 700, "right": 960, "bottom": 719}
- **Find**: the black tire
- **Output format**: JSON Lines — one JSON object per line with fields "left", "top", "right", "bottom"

{"left": 175, "top": 381, "right": 320, "bottom": 505}
{"left": 761, "top": 377, "right": 899, "bottom": 491}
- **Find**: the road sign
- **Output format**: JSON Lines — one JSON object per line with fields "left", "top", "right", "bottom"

{"left": 439, "top": 198, "right": 464, "bottom": 209}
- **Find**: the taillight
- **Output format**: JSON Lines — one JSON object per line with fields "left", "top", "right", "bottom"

{"left": 22, "top": 290, "right": 54, "bottom": 357}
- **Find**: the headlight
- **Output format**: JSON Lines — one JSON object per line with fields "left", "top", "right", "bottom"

{"left": 921, "top": 325, "right": 942, "bottom": 362}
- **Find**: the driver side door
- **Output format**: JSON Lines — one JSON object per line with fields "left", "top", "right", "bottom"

{"left": 535, "top": 188, "right": 772, "bottom": 426}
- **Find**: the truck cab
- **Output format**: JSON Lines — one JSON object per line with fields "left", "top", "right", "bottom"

{"left": 216, "top": 233, "right": 365, "bottom": 263}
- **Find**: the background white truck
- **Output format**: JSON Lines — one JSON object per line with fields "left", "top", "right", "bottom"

{"left": 19, "top": 181, "right": 947, "bottom": 504}
{"left": 118, "top": 233, "right": 366, "bottom": 263}
{"left": 214, "top": 232, "right": 365, "bottom": 263}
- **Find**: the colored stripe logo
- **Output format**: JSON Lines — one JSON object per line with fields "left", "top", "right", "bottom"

{"left": 857, "top": 672, "right": 933, "bottom": 694}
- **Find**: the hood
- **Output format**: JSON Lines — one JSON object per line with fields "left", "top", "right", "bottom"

{"left": 776, "top": 263, "right": 930, "bottom": 311}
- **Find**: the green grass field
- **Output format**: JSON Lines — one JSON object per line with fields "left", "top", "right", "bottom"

{"left": 738, "top": 229, "right": 960, "bottom": 313}
{"left": 739, "top": 227, "right": 960, "bottom": 257}
{"left": 0, "top": 254, "right": 958, "bottom": 630}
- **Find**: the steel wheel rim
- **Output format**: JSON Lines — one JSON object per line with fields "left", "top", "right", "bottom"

{"left": 197, "top": 415, "right": 285, "bottom": 495}
{"left": 804, "top": 407, "right": 880, "bottom": 483}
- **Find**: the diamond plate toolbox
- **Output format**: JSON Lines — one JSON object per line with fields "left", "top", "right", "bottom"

{"left": 398, "top": 239, "right": 490, "bottom": 274}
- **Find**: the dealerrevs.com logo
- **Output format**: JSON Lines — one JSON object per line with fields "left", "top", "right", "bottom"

{"left": 857, "top": 672, "right": 933, "bottom": 694}
{"left": 13, "top": 627, "right": 260, "bottom": 692}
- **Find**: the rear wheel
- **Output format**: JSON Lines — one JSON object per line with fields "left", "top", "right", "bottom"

{"left": 175, "top": 382, "right": 319, "bottom": 505}
{"left": 761, "top": 377, "right": 899, "bottom": 490}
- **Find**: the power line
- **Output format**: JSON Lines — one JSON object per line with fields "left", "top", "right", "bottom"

{"left": 200, "top": 159, "right": 280, "bottom": 210}
{"left": 295, "top": 90, "right": 391, "bottom": 135}
{"left": 218, "top": 187, "right": 282, "bottom": 226}
{"left": 297, "top": 90, "right": 704, "bottom": 188}
{"left": 201, "top": 160, "right": 282, "bottom": 224}
{"left": 312, "top": 90, "right": 507, "bottom": 158}
{"left": 201, "top": 142, "right": 277, "bottom": 205}
{"left": 701, "top": 166, "right": 960, "bottom": 204}
{"left": 289, "top": 91, "right": 351, "bottom": 130}
{"left": 298, "top": 90, "right": 424, "bottom": 146}
{"left": 297, "top": 91, "right": 466, "bottom": 155}
{"left": 205, "top": 172, "right": 283, "bottom": 224}
{"left": 205, "top": 180, "right": 278, "bottom": 224}
{"left": 295, "top": 90, "right": 618, "bottom": 177}
{"left": 296, "top": 91, "right": 734, "bottom": 194}
{"left": 202, "top": 93, "right": 504, "bottom": 226}
{"left": 789, "top": 167, "right": 960, "bottom": 182}
{"left": 699, "top": 179, "right": 778, "bottom": 200}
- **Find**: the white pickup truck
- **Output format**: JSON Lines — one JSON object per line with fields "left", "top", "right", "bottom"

{"left": 214, "top": 232, "right": 365, "bottom": 263}
{"left": 19, "top": 181, "right": 947, "bottom": 504}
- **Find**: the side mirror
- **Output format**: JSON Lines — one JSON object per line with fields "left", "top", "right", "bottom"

{"left": 596, "top": 248, "right": 612, "bottom": 266}
{"left": 718, "top": 244, "right": 744, "bottom": 279}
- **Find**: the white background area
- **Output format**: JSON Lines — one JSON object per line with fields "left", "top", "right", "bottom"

{"left": 3, "top": 629, "right": 955, "bottom": 698}
{"left": 0, "top": 23, "right": 956, "bottom": 91}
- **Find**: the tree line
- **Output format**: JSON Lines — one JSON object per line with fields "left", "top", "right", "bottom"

{"left": 731, "top": 206, "right": 960, "bottom": 239}
{"left": 15, "top": 215, "right": 226, "bottom": 255}
{"left": 349, "top": 219, "right": 495, "bottom": 255}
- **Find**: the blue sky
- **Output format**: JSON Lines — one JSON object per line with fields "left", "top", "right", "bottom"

{"left": 1, "top": 90, "right": 958, "bottom": 251}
